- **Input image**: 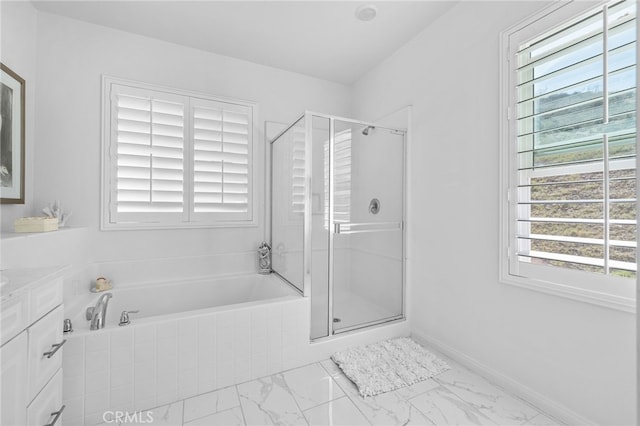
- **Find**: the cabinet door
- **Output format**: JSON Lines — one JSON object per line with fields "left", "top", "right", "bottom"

{"left": 30, "top": 277, "right": 63, "bottom": 324}
{"left": 1, "top": 332, "right": 28, "bottom": 426}
{"left": 1, "top": 293, "right": 29, "bottom": 346}
{"left": 28, "top": 305, "right": 64, "bottom": 401}
{"left": 27, "top": 369, "right": 63, "bottom": 426}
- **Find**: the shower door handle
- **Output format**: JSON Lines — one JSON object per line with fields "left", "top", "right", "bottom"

{"left": 334, "top": 221, "right": 403, "bottom": 235}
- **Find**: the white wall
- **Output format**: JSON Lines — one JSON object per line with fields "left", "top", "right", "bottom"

{"left": 352, "top": 2, "right": 636, "bottom": 425}
{"left": 0, "top": 1, "right": 38, "bottom": 231}
{"left": 32, "top": 12, "right": 352, "bottom": 282}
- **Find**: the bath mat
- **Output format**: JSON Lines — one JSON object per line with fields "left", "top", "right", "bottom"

{"left": 331, "top": 337, "right": 450, "bottom": 397}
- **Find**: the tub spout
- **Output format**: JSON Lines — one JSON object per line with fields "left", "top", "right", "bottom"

{"left": 86, "top": 292, "right": 113, "bottom": 330}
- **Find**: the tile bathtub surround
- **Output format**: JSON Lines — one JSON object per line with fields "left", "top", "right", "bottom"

{"left": 64, "top": 297, "right": 310, "bottom": 426}
{"left": 94, "top": 352, "right": 564, "bottom": 426}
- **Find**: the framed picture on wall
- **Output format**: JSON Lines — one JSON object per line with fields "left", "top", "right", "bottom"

{"left": 0, "top": 63, "right": 25, "bottom": 204}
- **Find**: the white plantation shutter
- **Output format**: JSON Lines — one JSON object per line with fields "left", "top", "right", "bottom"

{"left": 111, "top": 85, "right": 186, "bottom": 223}
{"left": 191, "top": 99, "right": 252, "bottom": 221}
{"left": 324, "top": 129, "right": 351, "bottom": 228}
{"left": 291, "top": 127, "right": 306, "bottom": 215}
{"left": 103, "top": 78, "right": 255, "bottom": 228}
{"left": 503, "top": 0, "right": 636, "bottom": 300}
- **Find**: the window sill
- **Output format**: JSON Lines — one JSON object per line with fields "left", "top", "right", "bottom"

{"left": 100, "top": 221, "right": 258, "bottom": 231}
{"left": 500, "top": 273, "right": 636, "bottom": 314}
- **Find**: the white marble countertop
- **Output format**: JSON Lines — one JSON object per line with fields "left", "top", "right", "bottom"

{"left": 1, "top": 265, "right": 69, "bottom": 303}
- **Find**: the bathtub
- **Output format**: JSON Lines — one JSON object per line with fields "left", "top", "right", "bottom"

{"left": 62, "top": 273, "right": 309, "bottom": 425}
{"left": 70, "top": 273, "right": 299, "bottom": 330}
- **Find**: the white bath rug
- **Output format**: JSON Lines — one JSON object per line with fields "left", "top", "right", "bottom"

{"left": 330, "top": 337, "right": 450, "bottom": 397}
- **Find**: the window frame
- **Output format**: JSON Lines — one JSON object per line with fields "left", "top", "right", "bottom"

{"left": 499, "top": 0, "right": 637, "bottom": 312}
{"left": 101, "top": 75, "right": 258, "bottom": 231}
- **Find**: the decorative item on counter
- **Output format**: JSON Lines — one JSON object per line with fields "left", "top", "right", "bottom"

{"left": 92, "top": 276, "right": 113, "bottom": 293}
{"left": 258, "top": 241, "right": 272, "bottom": 274}
{"left": 42, "top": 200, "right": 72, "bottom": 227}
{"left": 14, "top": 216, "right": 59, "bottom": 233}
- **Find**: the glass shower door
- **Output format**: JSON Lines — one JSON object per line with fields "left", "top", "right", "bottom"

{"left": 331, "top": 120, "right": 405, "bottom": 333}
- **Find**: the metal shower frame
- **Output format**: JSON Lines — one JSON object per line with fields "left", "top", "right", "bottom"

{"left": 269, "top": 111, "right": 407, "bottom": 339}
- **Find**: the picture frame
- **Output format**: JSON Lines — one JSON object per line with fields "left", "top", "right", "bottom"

{"left": 0, "top": 63, "right": 25, "bottom": 204}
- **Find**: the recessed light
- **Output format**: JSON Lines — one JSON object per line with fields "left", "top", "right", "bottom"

{"left": 355, "top": 4, "right": 378, "bottom": 22}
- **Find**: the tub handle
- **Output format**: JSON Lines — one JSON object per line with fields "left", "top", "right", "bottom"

{"left": 119, "top": 310, "right": 139, "bottom": 326}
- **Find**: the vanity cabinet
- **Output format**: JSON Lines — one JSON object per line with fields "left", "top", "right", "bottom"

{"left": 1, "top": 268, "right": 66, "bottom": 426}
{"left": 1, "top": 332, "right": 28, "bottom": 426}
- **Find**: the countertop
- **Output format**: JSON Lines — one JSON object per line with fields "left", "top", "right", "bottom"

{"left": 1, "top": 265, "right": 69, "bottom": 303}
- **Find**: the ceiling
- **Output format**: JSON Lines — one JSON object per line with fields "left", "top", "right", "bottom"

{"left": 31, "top": 1, "right": 458, "bottom": 85}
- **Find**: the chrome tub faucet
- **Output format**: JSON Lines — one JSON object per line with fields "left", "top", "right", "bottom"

{"left": 86, "top": 292, "right": 113, "bottom": 330}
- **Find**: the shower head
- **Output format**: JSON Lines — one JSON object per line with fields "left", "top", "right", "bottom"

{"left": 362, "top": 125, "right": 375, "bottom": 136}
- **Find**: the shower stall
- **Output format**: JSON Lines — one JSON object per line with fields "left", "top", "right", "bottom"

{"left": 270, "top": 112, "right": 406, "bottom": 340}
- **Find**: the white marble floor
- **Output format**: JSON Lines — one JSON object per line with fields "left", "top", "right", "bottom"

{"left": 105, "top": 348, "right": 564, "bottom": 426}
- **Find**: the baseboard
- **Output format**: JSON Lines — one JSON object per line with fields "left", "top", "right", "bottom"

{"left": 411, "top": 329, "right": 595, "bottom": 426}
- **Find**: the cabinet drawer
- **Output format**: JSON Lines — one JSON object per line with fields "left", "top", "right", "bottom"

{"left": 1, "top": 293, "right": 29, "bottom": 345}
{"left": 27, "top": 369, "right": 63, "bottom": 426}
{"left": 28, "top": 305, "right": 64, "bottom": 401}
{"left": 1, "top": 332, "right": 28, "bottom": 426}
{"left": 30, "top": 276, "right": 63, "bottom": 324}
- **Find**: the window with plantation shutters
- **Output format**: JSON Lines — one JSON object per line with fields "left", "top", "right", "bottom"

{"left": 102, "top": 78, "right": 256, "bottom": 229}
{"left": 501, "top": 0, "right": 636, "bottom": 308}
{"left": 191, "top": 99, "right": 252, "bottom": 221}
{"left": 111, "top": 86, "right": 186, "bottom": 222}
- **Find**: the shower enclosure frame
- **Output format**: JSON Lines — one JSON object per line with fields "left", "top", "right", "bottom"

{"left": 269, "top": 111, "right": 407, "bottom": 339}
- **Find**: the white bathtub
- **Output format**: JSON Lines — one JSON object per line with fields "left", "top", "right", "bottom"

{"left": 62, "top": 273, "right": 308, "bottom": 425}
{"left": 70, "top": 273, "right": 299, "bottom": 330}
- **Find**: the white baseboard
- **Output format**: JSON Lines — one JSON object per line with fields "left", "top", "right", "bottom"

{"left": 411, "top": 328, "right": 595, "bottom": 426}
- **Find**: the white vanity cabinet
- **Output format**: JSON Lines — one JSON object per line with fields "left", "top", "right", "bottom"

{"left": 1, "top": 267, "right": 66, "bottom": 426}
{"left": 1, "top": 332, "right": 29, "bottom": 426}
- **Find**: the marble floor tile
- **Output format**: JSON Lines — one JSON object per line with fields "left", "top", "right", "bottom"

{"left": 303, "top": 396, "right": 370, "bottom": 426}
{"left": 332, "top": 373, "right": 433, "bottom": 426}
{"left": 524, "top": 413, "right": 564, "bottom": 425}
{"left": 91, "top": 358, "right": 567, "bottom": 426}
{"left": 183, "top": 385, "right": 240, "bottom": 423}
{"left": 237, "top": 374, "right": 307, "bottom": 426}
{"left": 320, "top": 359, "right": 342, "bottom": 378}
{"left": 127, "top": 401, "right": 184, "bottom": 426}
{"left": 434, "top": 368, "right": 540, "bottom": 425}
{"left": 283, "top": 363, "right": 345, "bottom": 411}
{"left": 409, "top": 386, "right": 492, "bottom": 425}
{"left": 185, "top": 406, "right": 246, "bottom": 426}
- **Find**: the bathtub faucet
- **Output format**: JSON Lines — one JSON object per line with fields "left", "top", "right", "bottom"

{"left": 86, "top": 292, "right": 113, "bottom": 330}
